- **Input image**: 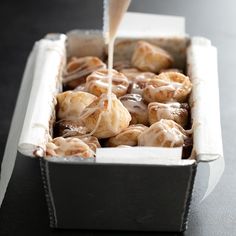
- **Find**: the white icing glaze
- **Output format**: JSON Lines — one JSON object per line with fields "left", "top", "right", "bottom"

{"left": 57, "top": 91, "right": 97, "bottom": 120}
{"left": 86, "top": 69, "right": 129, "bottom": 97}
{"left": 78, "top": 93, "right": 131, "bottom": 138}
{"left": 107, "top": 124, "right": 148, "bottom": 147}
{"left": 120, "top": 94, "right": 147, "bottom": 114}
{"left": 46, "top": 136, "right": 95, "bottom": 158}
{"left": 143, "top": 72, "right": 192, "bottom": 103}
{"left": 138, "top": 119, "right": 189, "bottom": 148}
{"left": 63, "top": 56, "right": 106, "bottom": 83}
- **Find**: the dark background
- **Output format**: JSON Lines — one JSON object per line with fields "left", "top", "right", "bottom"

{"left": 0, "top": 0, "right": 235, "bottom": 235}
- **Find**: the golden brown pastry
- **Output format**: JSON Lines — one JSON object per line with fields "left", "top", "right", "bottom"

{"left": 120, "top": 68, "right": 155, "bottom": 82}
{"left": 138, "top": 119, "right": 191, "bottom": 147}
{"left": 121, "top": 68, "right": 155, "bottom": 95}
{"left": 56, "top": 91, "right": 97, "bottom": 120}
{"left": 119, "top": 94, "right": 149, "bottom": 125}
{"left": 46, "top": 137, "right": 94, "bottom": 158}
{"left": 85, "top": 69, "right": 129, "bottom": 97}
{"left": 54, "top": 119, "right": 88, "bottom": 138}
{"left": 79, "top": 93, "right": 131, "bottom": 138}
{"left": 148, "top": 102, "right": 189, "bottom": 127}
{"left": 63, "top": 56, "right": 106, "bottom": 89}
{"left": 143, "top": 72, "right": 192, "bottom": 103}
{"left": 131, "top": 41, "right": 173, "bottom": 73}
{"left": 79, "top": 136, "right": 101, "bottom": 152}
{"left": 107, "top": 124, "right": 148, "bottom": 147}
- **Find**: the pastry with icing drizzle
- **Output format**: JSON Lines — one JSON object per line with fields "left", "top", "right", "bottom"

{"left": 46, "top": 136, "right": 95, "bottom": 158}
{"left": 121, "top": 68, "right": 155, "bottom": 95}
{"left": 138, "top": 119, "right": 191, "bottom": 148}
{"left": 107, "top": 124, "right": 148, "bottom": 147}
{"left": 79, "top": 93, "right": 131, "bottom": 138}
{"left": 85, "top": 68, "right": 129, "bottom": 97}
{"left": 78, "top": 136, "right": 101, "bottom": 152}
{"left": 131, "top": 41, "right": 173, "bottom": 73}
{"left": 148, "top": 102, "right": 189, "bottom": 127}
{"left": 56, "top": 91, "right": 97, "bottom": 121}
{"left": 63, "top": 56, "right": 106, "bottom": 89}
{"left": 120, "top": 93, "right": 149, "bottom": 125}
{"left": 143, "top": 72, "right": 192, "bottom": 103}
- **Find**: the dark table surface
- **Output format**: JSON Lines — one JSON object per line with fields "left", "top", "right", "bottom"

{"left": 0, "top": 0, "right": 235, "bottom": 235}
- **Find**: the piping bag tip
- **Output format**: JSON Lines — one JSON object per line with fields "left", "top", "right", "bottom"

{"left": 103, "top": 0, "right": 131, "bottom": 43}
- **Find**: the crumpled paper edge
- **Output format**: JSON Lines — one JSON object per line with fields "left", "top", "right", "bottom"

{"left": 187, "top": 37, "right": 224, "bottom": 200}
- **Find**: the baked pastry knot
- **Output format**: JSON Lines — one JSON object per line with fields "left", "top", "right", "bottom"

{"left": 148, "top": 102, "right": 189, "bottom": 127}
{"left": 63, "top": 56, "right": 106, "bottom": 89}
{"left": 138, "top": 119, "right": 191, "bottom": 147}
{"left": 56, "top": 91, "right": 97, "bottom": 120}
{"left": 107, "top": 124, "right": 148, "bottom": 147}
{"left": 120, "top": 93, "right": 148, "bottom": 125}
{"left": 86, "top": 69, "right": 129, "bottom": 97}
{"left": 143, "top": 72, "right": 192, "bottom": 103}
{"left": 79, "top": 93, "right": 131, "bottom": 138}
{"left": 78, "top": 136, "right": 101, "bottom": 152}
{"left": 46, "top": 136, "right": 94, "bottom": 158}
{"left": 131, "top": 41, "right": 173, "bottom": 73}
{"left": 120, "top": 68, "right": 155, "bottom": 95}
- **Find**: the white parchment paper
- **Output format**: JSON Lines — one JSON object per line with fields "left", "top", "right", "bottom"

{"left": 0, "top": 34, "right": 66, "bottom": 207}
{"left": 187, "top": 37, "right": 224, "bottom": 200}
{"left": 18, "top": 34, "right": 66, "bottom": 156}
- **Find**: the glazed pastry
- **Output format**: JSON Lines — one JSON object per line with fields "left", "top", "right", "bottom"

{"left": 79, "top": 93, "right": 131, "bottom": 138}
{"left": 148, "top": 102, "right": 189, "bottom": 127}
{"left": 46, "top": 136, "right": 94, "bottom": 158}
{"left": 138, "top": 119, "right": 191, "bottom": 147}
{"left": 56, "top": 91, "right": 97, "bottom": 120}
{"left": 129, "top": 79, "right": 151, "bottom": 95}
{"left": 86, "top": 69, "right": 129, "bottom": 97}
{"left": 63, "top": 56, "right": 106, "bottom": 89}
{"left": 79, "top": 136, "right": 101, "bottom": 152}
{"left": 120, "top": 68, "right": 155, "bottom": 82}
{"left": 143, "top": 72, "right": 192, "bottom": 103}
{"left": 131, "top": 41, "right": 173, "bottom": 73}
{"left": 107, "top": 124, "right": 148, "bottom": 147}
{"left": 54, "top": 119, "right": 88, "bottom": 138}
{"left": 120, "top": 94, "right": 149, "bottom": 125}
{"left": 121, "top": 68, "right": 155, "bottom": 95}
